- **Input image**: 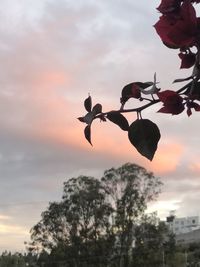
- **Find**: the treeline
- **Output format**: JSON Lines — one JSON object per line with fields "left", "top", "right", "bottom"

{"left": 3, "top": 163, "right": 200, "bottom": 266}
{"left": 0, "top": 251, "right": 37, "bottom": 267}
{"left": 27, "top": 163, "right": 164, "bottom": 266}
{"left": 1, "top": 243, "right": 200, "bottom": 267}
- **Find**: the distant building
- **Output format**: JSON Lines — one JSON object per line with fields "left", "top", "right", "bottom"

{"left": 166, "top": 212, "right": 200, "bottom": 244}
{"left": 166, "top": 211, "right": 200, "bottom": 235}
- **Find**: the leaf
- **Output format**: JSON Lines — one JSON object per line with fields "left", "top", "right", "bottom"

{"left": 107, "top": 112, "right": 129, "bottom": 131}
{"left": 92, "top": 103, "right": 102, "bottom": 115}
{"left": 84, "top": 125, "right": 92, "bottom": 145}
{"left": 184, "top": 82, "right": 200, "bottom": 100}
{"left": 84, "top": 96, "right": 92, "bottom": 112}
{"left": 77, "top": 117, "right": 85, "bottom": 122}
{"left": 193, "top": 102, "right": 200, "bottom": 111}
{"left": 173, "top": 76, "right": 192, "bottom": 83}
{"left": 128, "top": 119, "right": 161, "bottom": 160}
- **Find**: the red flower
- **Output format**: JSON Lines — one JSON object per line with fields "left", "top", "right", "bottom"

{"left": 121, "top": 83, "right": 141, "bottom": 104}
{"left": 178, "top": 51, "right": 196, "bottom": 68}
{"left": 157, "top": 0, "right": 200, "bottom": 14}
{"left": 154, "top": 0, "right": 197, "bottom": 49}
{"left": 130, "top": 84, "right": 141, "bottom": 99}
{"left": 157, "top": 90, "right": 185, "bottom": 115}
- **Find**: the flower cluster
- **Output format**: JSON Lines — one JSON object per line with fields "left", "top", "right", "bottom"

{"left": 157, "top": 89, "right": 200, "bottom": 115}
{"left": 79, "top": 0, "right": 200, "bottom": 161}
{"left": 154, "top": 0, "right": 200, "bottom": 69}
{"left": 154, "top": 0, "right": 200, "bottom": 116}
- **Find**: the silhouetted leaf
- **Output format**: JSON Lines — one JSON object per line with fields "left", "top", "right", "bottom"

{"left": 173, "top": 76, "right": 192, "bottom": 83}
{"left": 84, "top": 125, "right": 92, "bottom": 145}
{"left": 128, "top": 119, "right": 160, "bottom": 160}
{"left": 193, "top": 102, "right": 200, "bottom": 111}
{"left": 184, "top": 82, "right": 200, "bottom": 100}
{"left": 77, "top": 117, "right": 85, "bottom": 122}
{"left": 92, "top": 103, "right": 102, "bottom": 115}
{"left": 107, "top": 112, "right": 129, "bottom": 131}
{"left": 84, "top": 96, "right": 92, "bottom": 112}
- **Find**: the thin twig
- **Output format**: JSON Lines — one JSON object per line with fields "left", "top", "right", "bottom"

{"left": 95, "top": 81, "right": 193, "bottom": 119}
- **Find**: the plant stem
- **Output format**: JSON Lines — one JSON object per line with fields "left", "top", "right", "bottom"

{"left": 95, "top": 80, "right": 193, "bottom": 119}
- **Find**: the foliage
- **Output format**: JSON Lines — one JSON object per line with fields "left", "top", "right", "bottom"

{"left": 0, "top": 252, "right": 25, "bottom": 267}
{"left": 28, "top": 163, "right": 162, "bottom": 267}
{"left": 25, "top": 163, "right": 200, "bottom": 266}
{"left": 101, "top": 163, "right": 162, "bottom": 266}
{"left": 78, "top": 0, "right": 200, "bottom": 160}
{"left": 130, "top": 213, "right": 166, "bottom": 267}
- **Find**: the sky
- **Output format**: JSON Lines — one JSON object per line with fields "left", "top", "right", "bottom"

{"left": 0, "top": 0, "right": 199, "bottom": 252}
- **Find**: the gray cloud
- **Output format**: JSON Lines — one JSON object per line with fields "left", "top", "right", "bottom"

{"left": 0, "top": 0, "right": 199, "bottom": 252}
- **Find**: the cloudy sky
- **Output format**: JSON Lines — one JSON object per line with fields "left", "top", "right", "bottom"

{"left": 0, "top": 0, "right": 200, "bottom": 252}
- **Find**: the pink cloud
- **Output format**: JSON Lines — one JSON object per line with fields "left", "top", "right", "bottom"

{"left": 149, "top": 141, "right": 184, "bottom": 174}
{"left": 189, "top": 162, "right": 200, "bottom": 174}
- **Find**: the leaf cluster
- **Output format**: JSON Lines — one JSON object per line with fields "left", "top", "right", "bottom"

{"left": 28, "top": 163, "right": 163, "bottom": 266}
{"left": 78, "top": 0, "right": 200, "bottom": 160}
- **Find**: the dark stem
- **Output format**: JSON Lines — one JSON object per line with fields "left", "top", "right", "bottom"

{"left": 95, "top": 80, "right": 193, "bottom": 120}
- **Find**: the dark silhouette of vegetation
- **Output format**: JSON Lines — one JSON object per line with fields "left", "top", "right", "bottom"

{"left": 1, "top": 165, "right": 200, "bottom": 266}
{"left": 78, "top": 0, "right": 200, "bottom": 161}
{"left": 28, "top": 163, "right": 165, "bottom": 266}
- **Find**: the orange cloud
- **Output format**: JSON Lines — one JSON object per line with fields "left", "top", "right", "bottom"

{"left": 189, "top": 163, "right": 200, "bottom": 174}
{"left": 0, "top": 224, "right": 28, "bottom": 235}
{"left": 149, "top": 141, "right": 184, "bottom": 174}
{"left": 0, "top": 215, "right": 10, "bottom": 220}
{"left": 33, "top": 115, "right": 185, "bottom": 176}
{"left": 57, "top": 123, "right": 184, "bottom": 174}
{"left": 36, "top": 70, "right": 68, "bottom": 88}
{"left": 16, "top": 71, "right": 184, "bottom": 174}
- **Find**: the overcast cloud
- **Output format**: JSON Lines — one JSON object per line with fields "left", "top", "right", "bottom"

{"left": 0, "top": 0, "right": 199, "bottom": 251}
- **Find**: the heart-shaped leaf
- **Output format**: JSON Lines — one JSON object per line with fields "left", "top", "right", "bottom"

{"left": 107, "top": 112, "right": 129, "bottom": 131}
{"left": 84, "top": 125, "right": 92, "bottom": 145}
{"left": 84, "top": 96, "right": 92, "bottom": 112}
{"left": 128, "top": 119, "right": 160, "bottom": 160}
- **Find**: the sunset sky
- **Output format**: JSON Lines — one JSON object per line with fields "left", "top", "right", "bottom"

{"left": 0, "top": 0, "right": 200, "bottom": 252}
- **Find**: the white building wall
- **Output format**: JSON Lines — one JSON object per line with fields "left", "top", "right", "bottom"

{"left": 167, "top": 216, "right": 200, "bottom": 235}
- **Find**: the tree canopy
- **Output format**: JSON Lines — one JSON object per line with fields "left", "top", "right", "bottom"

{"left": 29, "top": 163, "right": 164, "bottom": 267}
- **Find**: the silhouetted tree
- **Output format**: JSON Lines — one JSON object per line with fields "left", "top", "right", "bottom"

{"left": 29, "top": 163, "right": 162, "bottom": 267}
